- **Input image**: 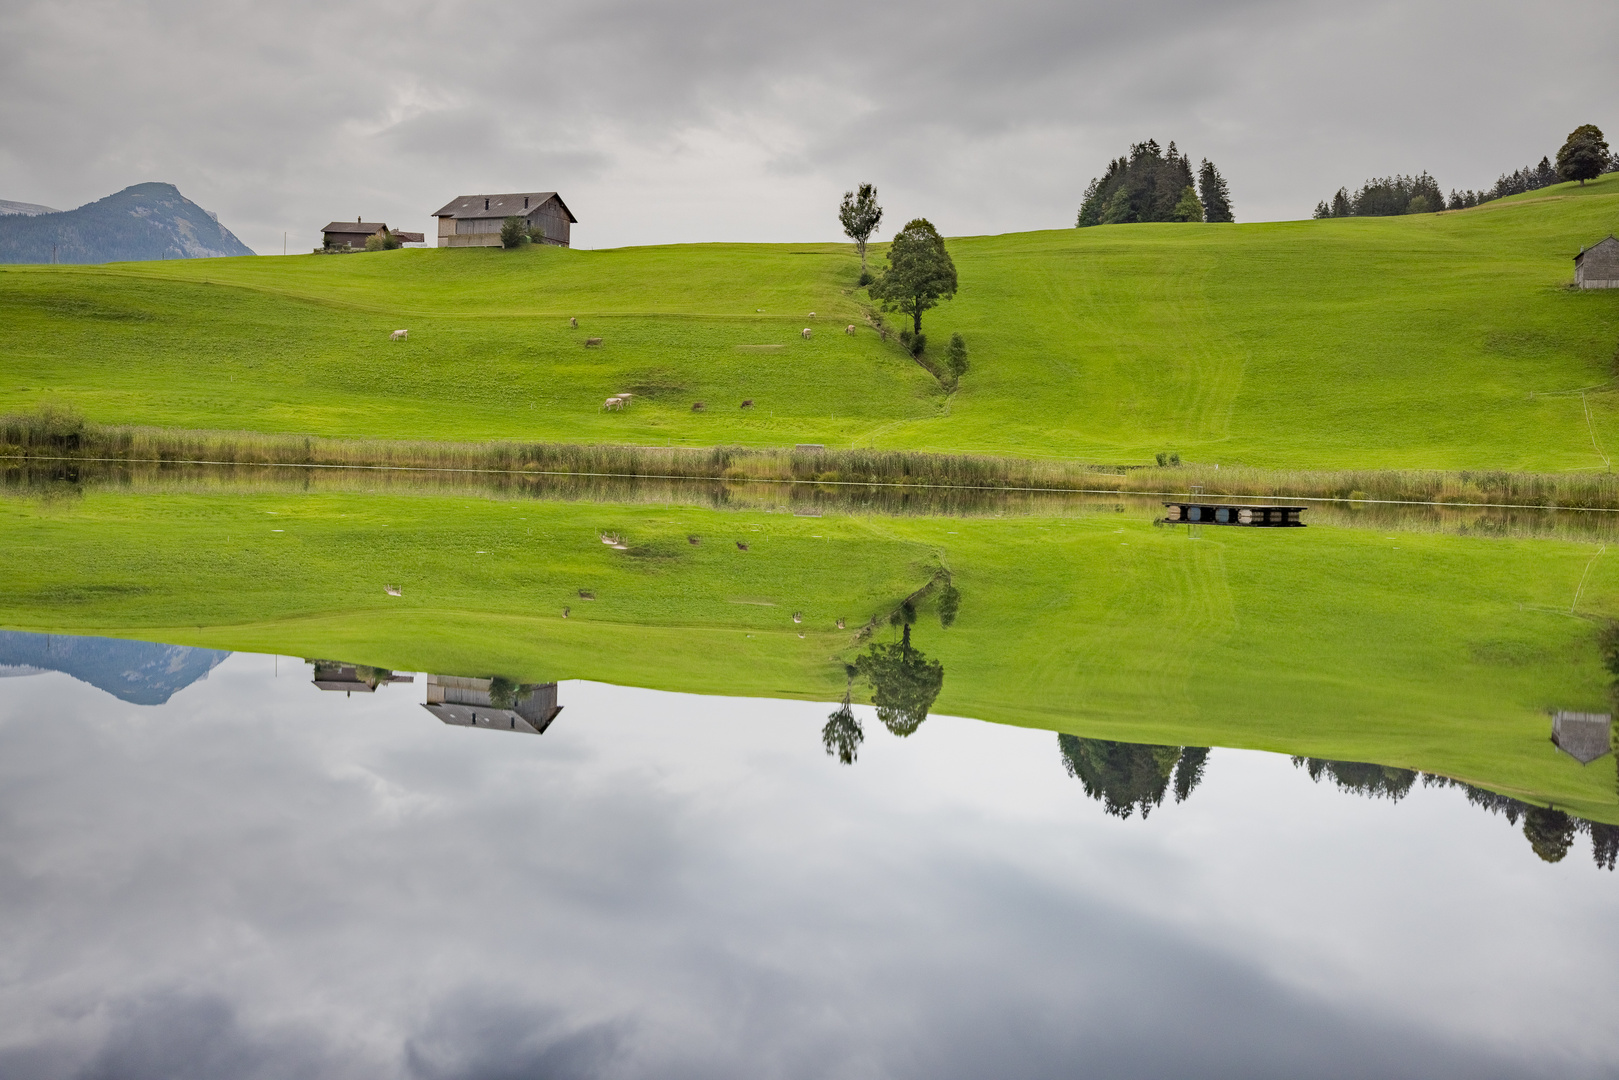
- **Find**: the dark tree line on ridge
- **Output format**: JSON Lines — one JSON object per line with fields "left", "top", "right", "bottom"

{"left": 1314, "top": 123, "right": 1615, "bottom": 218}
{"left": 1076, "top": 140, "right": 1234, "bottom": 226}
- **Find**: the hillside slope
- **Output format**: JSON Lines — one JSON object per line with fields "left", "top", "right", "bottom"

{"left": 1, "top": 175, "right": 1617, "bottom": 468}
{"left": 0, "top": 182, "right": 253, "bottom": 263}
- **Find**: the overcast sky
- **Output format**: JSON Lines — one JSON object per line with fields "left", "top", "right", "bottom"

{"left": 0, "top": 0, "right": 1613, "bottom": 254}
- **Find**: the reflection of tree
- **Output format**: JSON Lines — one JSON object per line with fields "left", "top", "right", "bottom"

{"left": 1522, "top": 807, "right": 1576, "bottom": 863}
{"left": 1293, "top": 757, "right": 1417, "bottom": 801}
{"left": 487, "top": 675, "right": 521, "bottom": 709}
{"left": 822, "top": 692, "right": 863, "bottom": 765}
{"left": 854, "top": 624, "right": 944, "bottom": 737}
{"left": 1058, "top": 735, "right": 1211, "bottom": 819}
{"left": 1316, "top": 766, "right": 1619, "bottom": 870}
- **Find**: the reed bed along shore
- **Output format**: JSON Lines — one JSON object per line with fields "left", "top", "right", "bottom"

{"left": 7, "top": 407, "right": 1619, "bottom": 512}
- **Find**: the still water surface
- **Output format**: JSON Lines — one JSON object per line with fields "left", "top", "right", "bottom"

{"left": 0, "top": 635, "right": 1616, "bottom": 1079}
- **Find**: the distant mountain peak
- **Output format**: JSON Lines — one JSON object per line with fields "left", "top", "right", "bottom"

{"left": 0, "top": 198, "right": 60, "bottom": 216}
{"left": 0, "top": 182, "right": 253, "bottom": 264}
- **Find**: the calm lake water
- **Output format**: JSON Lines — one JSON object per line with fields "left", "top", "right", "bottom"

{"left": 3, "top": 471, "right": 1618, "bottom": 1077}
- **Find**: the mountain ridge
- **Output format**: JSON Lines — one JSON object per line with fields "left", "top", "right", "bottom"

{"left": 0, "top": 182, "right": 253, "bottom": 263}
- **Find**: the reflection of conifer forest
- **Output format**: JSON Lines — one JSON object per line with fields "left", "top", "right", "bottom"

{"left": 1057, "top": 736, "right": 1210, "bottom": 819}
{"left": 1294, "top": 757, "right": 1618, "bottom": 871}
{"left": 1050, "top": 738, "right": 1617, "bottom": 871}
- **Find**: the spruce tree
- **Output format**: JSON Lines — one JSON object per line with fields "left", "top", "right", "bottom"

{"left": 1198, "top": 159, "right": 1234, "bottom": 222}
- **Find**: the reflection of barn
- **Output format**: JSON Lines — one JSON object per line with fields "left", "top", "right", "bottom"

{"left": 309, "top": 660, "right": 414, "bottom": 695}
{"left": 422, "top": 674, "right": 563, "bottom": 735}
{"left": 1551, "top": 711, "right": 1613, "bottom": 764}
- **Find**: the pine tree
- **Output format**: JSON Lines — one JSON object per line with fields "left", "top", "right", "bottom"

{"left": 1197, "top": 159, "right": 1233, "bottom": 222}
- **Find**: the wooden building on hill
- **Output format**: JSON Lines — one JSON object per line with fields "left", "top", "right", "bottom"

{"left": 321, "top": 219, "right": 424, "bottom": 250}
{"left": 431, "top": 192, "right": 576, "bottom": 248}
{"left": 1574, "top": 236, "right": 1619, "bottom": 289}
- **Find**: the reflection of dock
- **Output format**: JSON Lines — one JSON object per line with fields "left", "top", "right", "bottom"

{"left": 422, "top": 675, "right": 562, "bottom": 735}
{"left": 1163, "top": 503, "right": 1305, "bottom": 527}
{"left": 309, "top": 660, "right": 414, "bottom": 695}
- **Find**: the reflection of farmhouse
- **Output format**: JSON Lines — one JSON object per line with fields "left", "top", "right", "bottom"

{"left": 320, "top": 219, "right": 425, "bottom": 251}
{"left": 1551, "top": 711, "right": 1613, "bottom": 764}
{"left": 431, "top": 192, "right": 576, "bottom": 248}
{"left": 422, "top": 674, "right": 562, "bottom": 734}
{"left": 308, "top": 660, "right": 414, "bottom": 695}
{"left": 1574, "top": 236, "right": 1619, "bottom": 290}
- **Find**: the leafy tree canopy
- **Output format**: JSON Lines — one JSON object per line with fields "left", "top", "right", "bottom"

{"left": 1557, "top": 123, "right": 1611, "bottom": 185}
{"left": 839, "top": 183, "right": 884, "bottom": 274}
{"left": 869, "top": 218, "right": 957, "bottom": 337}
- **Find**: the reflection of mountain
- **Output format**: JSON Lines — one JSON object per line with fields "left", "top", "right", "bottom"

{"left": 0, "top": 630, "right": 230, "bottom": 705}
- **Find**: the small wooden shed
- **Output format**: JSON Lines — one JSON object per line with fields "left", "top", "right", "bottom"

{"left": 431, "top": 192, "right": 577, "bottom": 248}
{"left": 1574, "top": 236, "right": 1619, "bottom": 289}
{"left": 320, "top": 219, "right": 424, "bottom": 250}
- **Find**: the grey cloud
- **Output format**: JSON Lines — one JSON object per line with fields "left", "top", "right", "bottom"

{"left": 4, "top": 0, "right": 1615, "bottom": 250}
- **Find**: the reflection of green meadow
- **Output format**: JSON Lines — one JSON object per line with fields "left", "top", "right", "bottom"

{"left": 4, "top": 483, "right": 1616, "bottom": 822}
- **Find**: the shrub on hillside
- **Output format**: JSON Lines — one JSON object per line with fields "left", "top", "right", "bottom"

{"left": 500, "top": 216, "right": 527, "bottom": 249}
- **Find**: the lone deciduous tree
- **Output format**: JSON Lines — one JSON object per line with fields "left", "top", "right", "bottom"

{"left": 1556, "top": 124, "right": 1611, "bottom": 186}
{"left": 869, "top": 218, "right": 958, "bottom": 338}
{"left": 839, "top": 183, "right": 884, "bottom": 280}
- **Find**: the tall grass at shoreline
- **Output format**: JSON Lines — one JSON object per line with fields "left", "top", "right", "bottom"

{"left": 6, "top": 407, "right": 1619, "bottom": 510}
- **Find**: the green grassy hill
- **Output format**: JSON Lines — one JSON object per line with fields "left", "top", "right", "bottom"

{"left": 3, "top": 174, "right": 1618, "bottom": 469}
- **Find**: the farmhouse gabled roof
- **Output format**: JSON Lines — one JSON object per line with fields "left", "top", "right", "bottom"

{"left": 1575, "top": 235, "right": 1619, "bottom": 264}
{"left": 431, "top": 192, "right": 578, "bottom": 223}
{"left": 322, "top": 221, "right": 386, "bottom": 234}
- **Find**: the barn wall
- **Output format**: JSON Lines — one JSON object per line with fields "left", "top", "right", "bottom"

{"left": 1577, "top": 244, "right": 1619, "bottom": 288}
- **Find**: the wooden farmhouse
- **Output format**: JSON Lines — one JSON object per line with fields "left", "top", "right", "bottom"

{"left": 321, "top": 219, "right": 424, "bottom": 251}
{"left": 1574, "top": 236, "right": 1619, "bottom": 289}
{"left": 431, "top": 191, "right": 576, "bottom": 248}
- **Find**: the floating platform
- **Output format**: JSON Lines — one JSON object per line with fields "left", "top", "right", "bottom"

{"left": 1162, "top": 503, "right": 1306, "bottom": 527}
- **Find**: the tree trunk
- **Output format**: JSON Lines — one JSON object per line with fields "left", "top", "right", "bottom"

{"left": 912, "top": 303, "right": 922, "bottom": 336}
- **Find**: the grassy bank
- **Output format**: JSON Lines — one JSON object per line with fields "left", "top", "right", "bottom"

{"left": 2, "top": 174, "right": 1617, "bottom": 469}
{"left": 3, "top": 478, "right": 1617, "bottom": 822}
{"left": 11, "top": 409, "right": 1619, "bottom": 510}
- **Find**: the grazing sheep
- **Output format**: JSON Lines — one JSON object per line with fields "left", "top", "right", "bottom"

{"left": 585, "top": 337, "right": 603, "bottom": 347}
{"left": 792, "top": 612, "right": 802, "bottom": 624}
{"left": 836, "top": 618, "right": 845, "bottom": 629}
{"left": 569, "top": 317, "right": 577, "bottom": 328}
{"left": 801, "top": 328, "right": 812, "bottom": 339}
{"left": 845, "top": 324, "right": 856, "bottom": 336}
{"left": 688, "top": 535, "right": 701, "bottom": 545}
{"left": 389, "top": 329, "right": 408, "bottom": 341}
{"left": 741, "top": 399, "right": 754, "bottom": 409}
{"left": 384, "top": 584, "right": 402, "bottom": 597}
{"left": 691, "top": 401, "right": 706, "bottom": 412}
{"left": 578, "top": 589, "right": 596, "bottom": 600}
{"left": 808, "top": 312, "right": 816, "bottom": 318}
{"left": 603, "top": 397, "right": 624, "bottom": 410}
{"left": 562, "top": 606, "right": 570, "bottom": 618}
{"left": 736, "top": 541, "right": 749, "bottom": 551}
